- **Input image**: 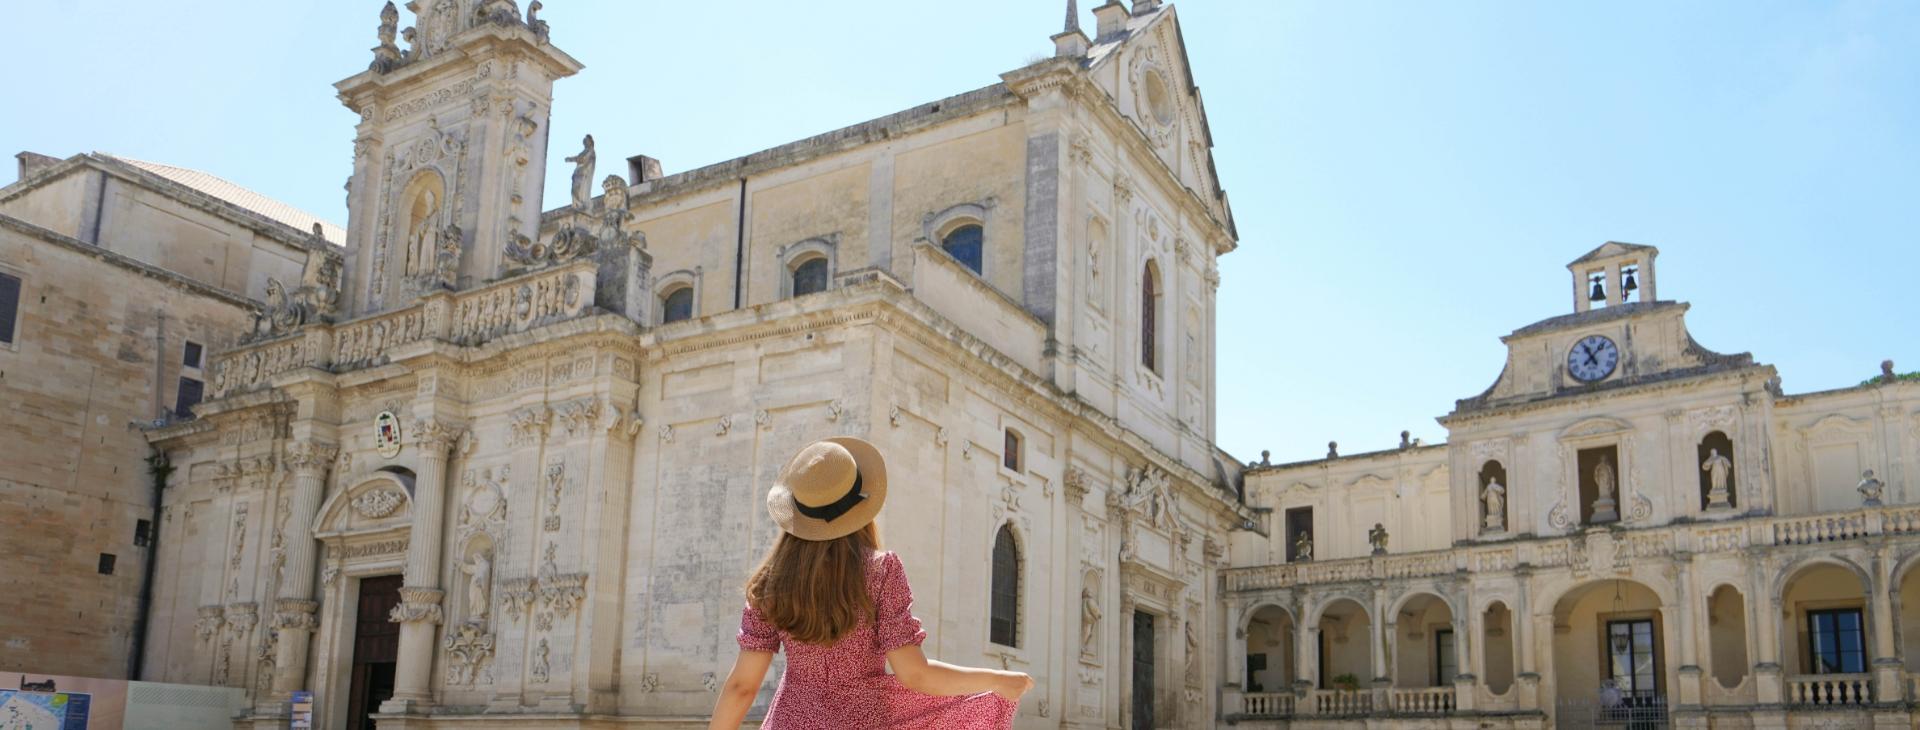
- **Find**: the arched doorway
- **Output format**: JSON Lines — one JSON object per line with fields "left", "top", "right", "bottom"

{"left": 1243, "top": 604, "right": 1296, "bottom": 694}
{"left": 1391, "top": 593, "right": 1457, "bottom": 688}
{"left": 1777, "top": 560, "right": 1873, "bottom": 706}
{"left": 1312, "top": 597, "right": 1374, "bottom": 715}
{"left": 1550, "top": 578, "right": 1668, "bottom": 725}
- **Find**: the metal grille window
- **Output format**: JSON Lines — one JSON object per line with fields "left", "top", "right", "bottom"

{"left": 1807, "top": 608, "right": 1866, "bottom": 674}
{"left": 0, "top": 272, "right": 20, "bottom": 345}
{"left": 791, "top": 257, "right": 829, "bottom": 298}
{"left": 990, "top": 524, "right": 1019, "bottom": 647}
{"left": 941, "top": 225, "right": 983, "bottom": 274}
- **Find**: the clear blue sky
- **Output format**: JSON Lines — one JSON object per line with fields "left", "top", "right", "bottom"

{"left": 5, "top": 2, "right": 1914, "bottom": 463}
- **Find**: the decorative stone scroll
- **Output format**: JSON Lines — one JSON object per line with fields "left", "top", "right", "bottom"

{"left": 351, "top": 489, "right": 406, "bottom": 519}
{"left": 442, "top": 621, "right": 496, "bottom": 685}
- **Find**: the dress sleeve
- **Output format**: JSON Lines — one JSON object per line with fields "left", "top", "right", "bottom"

{"left": 874, "top": 552, "right": 927, "bottom": 653}
{"left": 737, "top": 602, "right": 781, "bottom": 653}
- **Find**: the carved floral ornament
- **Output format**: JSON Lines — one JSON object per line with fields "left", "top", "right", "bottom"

{"left": 351, "top": 488, "right": 406, "bottom": 519}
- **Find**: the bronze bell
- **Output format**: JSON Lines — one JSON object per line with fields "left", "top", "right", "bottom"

{"left": 1622, "top": 269, "right": 1639, "bottom": 295}
{"left": 1589, "top": 275, "right": 1607, "bottom": 302}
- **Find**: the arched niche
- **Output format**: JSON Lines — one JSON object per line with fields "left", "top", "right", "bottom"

{"left": 316, "top": 472, "right": 416, "bottom": 538}
{"left": 1697, "top": 430, "right": 1737, "bottom": 510}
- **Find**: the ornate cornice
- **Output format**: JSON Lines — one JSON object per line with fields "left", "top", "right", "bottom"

{"left": 283, "top": 442, "right": 340, "bottom": 473}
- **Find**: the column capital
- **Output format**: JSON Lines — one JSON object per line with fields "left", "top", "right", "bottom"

{"left": 283, "top": 442, "right": 340, "bottom": 474}
{"left": 411, "top": 419, "right": 467, "bottom": 455}
{"left": 273, "top": 599, "right": 322, "bottom": 631}
{"left": 390, "top": 587, "right": 445, "bottom": 625}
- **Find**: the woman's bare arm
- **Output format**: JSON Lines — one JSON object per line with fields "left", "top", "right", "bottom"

{"left": 886, "top": 644, "right": 1033, "bottom": 700}
{"left": 708, "top": 649, "right": 774, "bottom": 729}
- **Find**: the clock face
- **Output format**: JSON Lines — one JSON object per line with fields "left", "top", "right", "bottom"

{"left": 1567, "top": 335, "right": 1620, "bottom": 382}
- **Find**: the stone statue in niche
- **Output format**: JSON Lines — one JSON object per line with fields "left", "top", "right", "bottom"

{"left": 433, "top": 217, "right": 464, "bottom": 289}
{"left": 406, "top": 189, "right": 441, "bottom": 278}
{"left": 1079, "top": 581, "right": 1103, "bottom": 650}
{"left": 1701, "top": 449, "right": 1734, "bottom": 509}
{"left": 508, "top": 115, "right": 538, "bottom": 205}
{"left": 1481, "top": 478, "right": 1506, "bottom": 531}
{"left": 1859, "top": 470, "right": 1885, "bottom": 507}
{"left": 1293, "top": 532, "right": 1313, "bottom": 562}
{"left": 1368, "top": 523, "right": 1389, "bottom": 555}
{"left": 461, "top": 550, "right": 493, "bottom": 621}
{"left": 1183, "top": 618, "right": 1198, "bottom": 673}
{"left": 1591, "top": 455, "right": 1619, "bottom": 522}
{"left": 565, "top": 135, "right": 597, "bottom": 213}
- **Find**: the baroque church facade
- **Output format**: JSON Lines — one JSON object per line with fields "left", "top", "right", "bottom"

{"left": 5, "top": 2, "right": 1909, "bottom": 730}
{"left": 139, "top": 1, "right": 1251, "bottom": 729}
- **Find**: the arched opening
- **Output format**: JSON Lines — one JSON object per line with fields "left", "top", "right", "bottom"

{"left": 1706, "top": 585, "right": 1749, "bottom": 692}
{"left": 376, "top": 466, "right": 417, "bottom": 495}
{"left": 940, "top": 223, "right": 984, "bottom": 275}
{"left": 1898, "top": 558, "right": 1920, "bottom": 672}
{"left": 1244, "top": 605, "right": 1296, "bottom": 695}
{"left": 660, "top": 285, "right": 694, "bottom": 324}
{"left": 989, "top": 524, "right": 1020, "bottom": 648}
{"left": 1697, "top": 431, "right": 1736, "bottom": 510}
{"left": 1392, "top": 593, "right": 1456, "bottom": 688}
{"left": 1141, "top": 260, "right": 1162, "bottom": 373}
{"left": 1550, "top": 579, "right": 1666, "bottom": 713}
{"left": 789, "top": 256, "right": 830, "bottom": 298}
{"left": 1483, "top": 601, "right": 1515, "bottom": 695}
{"left": 1479, "top": 460, "right": 1509, "bottom": 533}
{"left": 1315, "top": 598, "right": 1372, "bottom": 692}
{"left": 1779, "top": 562, "right": 1870, "bottom": 678}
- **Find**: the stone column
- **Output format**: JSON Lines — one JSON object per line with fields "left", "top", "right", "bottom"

{"left": 270, "top": 441, "right": 338, "bottom": 697}
{"left": 1750, "top": 554, "right": 1784, "bottom": 705}
{"left": 1673, "top": 559, "right": 1703, "bottom": 708}
{"left": 382, "top": 420, "right": 463, "bottom": 712}
{"left": 1870, "top": 549, "right": 1903, "bottom": 702}
{"left": 1514, "top": 570, "right": 1540, "bottom": 710}
{"left": 1295, "top": 621, "right": 1320, "bottom": 716}
{"left": 1451, "top": 617, "right": 1477, "bottom": 711}
{"left": 1527, "top": 613, "right": 1554, "bottom": 711}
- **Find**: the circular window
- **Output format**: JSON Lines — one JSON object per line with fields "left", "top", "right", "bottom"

{"left": 1143, "top": 70, "right": 1175, "bottom": 127}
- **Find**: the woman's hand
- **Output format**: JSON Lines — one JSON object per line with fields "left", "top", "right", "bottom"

{"left": 992, "top": 671, "right": 1034, "bottom": 701}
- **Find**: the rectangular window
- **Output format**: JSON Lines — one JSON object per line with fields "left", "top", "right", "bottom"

{"left": 1246, "top": 653, "right": 1267, "bottom": 693}
{"left": 1284, "top": 507, "right": 1313, "bottom": 562}
{"left": 183, "top": 341, "right": 204, "bottom": 368}
{"left": 98, "top": 553, "right": 117, "bottom": 575}
{"left": 134, "top": 519, "right": 154, "bottom": 547}
{"left": 1807, "top": 608, "right": 1866, "bottom": 675}
{"left": 0, "top": 272, "right": 20, "bottom": 345}
{"left": 175, "top": 377, "right": 205, "bottom": 419}
{"left": 1003, "top": 430, "right": 1022, "bottom": 473}
{"left": 1606, "top": 619, "right": 1658, "bottom": 695}
{"left": 1434, "top": 629, "right": 1457, "bottom": 686}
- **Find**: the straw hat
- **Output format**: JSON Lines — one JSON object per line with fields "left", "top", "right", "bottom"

{"left": 767, "top": 437, "right": 889, "bottom": 541}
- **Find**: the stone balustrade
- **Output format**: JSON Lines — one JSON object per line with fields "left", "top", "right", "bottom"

{"left": 210, "top": 261, "right": 597, "bottom": 398}
{"left": 1225, "top": 504, "right": 1920, "bottom": 592}
{"left": 1313, "top": 689, "right": 1372, "bottom": 716}
{"left": 1239, "top": 692, "right": 1294, "bottom": 716}
{"left": 1786, "top": 674, "right": 1873, "bottom": 706}
{"left": 1387, "top": 686, "right": 1457, "bottom": 714}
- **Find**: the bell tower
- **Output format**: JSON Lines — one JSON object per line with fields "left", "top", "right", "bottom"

{"left": 336, "top": 0, "right": 581, "bottom": 315}
{"left": 1568, "top": 241, "right": 1658, "bottom": 313}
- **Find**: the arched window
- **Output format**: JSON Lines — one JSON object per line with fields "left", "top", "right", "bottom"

{"left": 990, "top": 524, "right": 1020, "bottom": 647}
{"left": 1698, "top": 431, "right": 1737, "bottom": 510}
{"left": 660, "top": 286, "right": 694, "bottom": 324}
{"left": 1142, "top": 260, "right": 1162, "bottom": 372}
{"left": 942, "top": 224, "right": 984, "bottom": 275}
{"left": 790, "top": 256, "right": 830, "bottom": 298}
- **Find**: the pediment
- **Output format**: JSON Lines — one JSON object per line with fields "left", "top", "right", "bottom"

{"left": 1084, "top": 6, "right": 1230, "bottom": 229}
{"left": 1560, "top": 416, "right": 1635, "bottom": 440}
{"left": 317, "top": 473, "right": 415, "bottom": 537}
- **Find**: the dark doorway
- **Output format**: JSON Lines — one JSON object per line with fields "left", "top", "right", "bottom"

{"left": 346, "top": 575, "right": 403, "bottom": 730}
{"left": 1284, "top": 507, "right": 1313, "bottom": 562}
{"left": 1132, "top": 611, "right": 1155, "bottom": 730}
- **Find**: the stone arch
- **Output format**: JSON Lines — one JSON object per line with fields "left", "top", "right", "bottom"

{"left": 1775, "top": 553, "right": 1874, "bottom": 676}
{"left": 1311, "top": 595, "right": 1374, "bottom": 690}
{"left": 1388, "top": 591, "right": 1458, "bottom": 688}
{"left": 1241, "top": 601, "right": 1298, "bottom": 693}
{"left": 1894, "top": 548, "right": 1920, "bottom": 672}
{"left": 1546, "top": 577, "right": 1670, "bottom": 706}
{"left": 778, "top": 237, "right": 837, "bottom": 299}
{"left": 1240, "top": 599, "right": 1298, "bottom": 635}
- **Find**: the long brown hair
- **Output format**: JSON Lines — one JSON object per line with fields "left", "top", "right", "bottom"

{"left": 745, "top": 521, "right": 880, "bottom": 645}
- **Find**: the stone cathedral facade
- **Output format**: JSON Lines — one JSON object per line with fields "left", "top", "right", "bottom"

{"left": 140, "top": 2, "right": 1251, "bottom": 729}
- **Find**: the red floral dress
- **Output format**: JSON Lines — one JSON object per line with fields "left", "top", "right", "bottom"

{"left": 738, "top": 551, "right": 1018, "bottom": 729}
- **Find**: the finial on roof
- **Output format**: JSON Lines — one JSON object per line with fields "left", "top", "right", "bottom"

{"left": 1064, "top": 0, "right": 1080, "bottom": 34}
{"left": 370, "top": 2, "right": 404, "bottom": 74}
